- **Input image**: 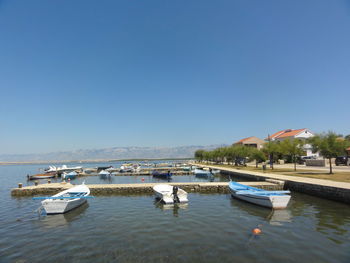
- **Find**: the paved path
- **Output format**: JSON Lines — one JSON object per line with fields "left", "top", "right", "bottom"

{"left": 261, "top": 163, "right": 350, "bottom": 172}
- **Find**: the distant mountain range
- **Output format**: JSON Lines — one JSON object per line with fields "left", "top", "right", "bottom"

{"left": 0, "top": 145, "right": 224, "bottom": 163}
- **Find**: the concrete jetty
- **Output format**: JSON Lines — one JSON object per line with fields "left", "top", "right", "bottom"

{"left": 193, "top": 163, "right": 350, "bottom": 204}
{"left": 11, "top": 181, "right": 282, "bottom": 196}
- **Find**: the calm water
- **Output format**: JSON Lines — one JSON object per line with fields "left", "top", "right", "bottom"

{"left": 1, "top": 162, "right": 350, "bottom": 263}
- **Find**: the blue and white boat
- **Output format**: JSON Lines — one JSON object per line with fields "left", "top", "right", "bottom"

{"left": 228, "top": 181, "right": 291, "bottom": 209}
{"left": 62, "top": 171, "right": 77, "bottom": 180}
{"left": 33, "top": 183, "right": 92, "bottom": 214}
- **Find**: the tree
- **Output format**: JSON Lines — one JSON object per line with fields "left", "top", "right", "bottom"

{"left": 250, "top": 148, "right": 266, "bottom": 168}
{"left": 308, "top": 132, "right": 350, "bottom": 174}
{"left": 262, "top": 140, "right": 281, "bottom": 169}
{"left": 279, "top": 138, "right": 305, "bottom": 171}
{"left": 194, "top": 150, "right": 205, "bottom": 162}
{"left": 230, "top": 145, "right": 252, "bottom": 166}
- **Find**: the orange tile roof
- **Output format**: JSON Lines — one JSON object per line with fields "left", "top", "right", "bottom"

{"left": 265, "top": 130, "right": 288, "bottom": 140}
{"left": 276, "top": 128, "right": 306, "bottom": 139}
{"left": 237, "top": 136, "right": 254, "bottom": 143}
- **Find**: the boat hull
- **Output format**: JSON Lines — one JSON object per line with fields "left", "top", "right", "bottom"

{"left": 42, "top": 198, "right": 87, "bottom": 214}
{"left": 41, "top": 184, "right": 90, "bottom": 214}
{"left": 230, "top": 190, "right": 291, "bottom": 209}
{"left": 29, "top": 174, "right": 56, "bottom": 180}
{"left": 229, "top": 182, "right": 291, "bottom": 209}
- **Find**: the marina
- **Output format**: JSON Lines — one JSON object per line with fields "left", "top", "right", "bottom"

{"left": 1, "top": 161, "right": 350, "bottom": 262}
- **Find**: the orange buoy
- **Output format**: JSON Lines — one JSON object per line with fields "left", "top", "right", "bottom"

{"left": 141, "top": 178, "right": 145, "bottom": 182}
{"left": 252, "top": 228, "right": 262, "bottom": 235}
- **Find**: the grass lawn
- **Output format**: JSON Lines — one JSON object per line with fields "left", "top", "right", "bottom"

{"left": 200, "top": 163, "right": 350, "bottom": 183}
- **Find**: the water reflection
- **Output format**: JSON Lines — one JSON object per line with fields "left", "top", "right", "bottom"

{"left": 230, "top": 198, "right": 292, "bottom": 225}
{"left": 37, "top": 203, "right": 89, "bottom": 228}
{"left": 154, "top": 201, "right": 188, "bottom": 217}
{"left": 291, "top": 193, "right": 350, "bottom": 244}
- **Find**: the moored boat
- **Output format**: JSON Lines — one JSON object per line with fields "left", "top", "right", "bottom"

{"left": 152, "top": 170, "right": 172, "bottom": 180}
{"left": 229, "top": 181, "right": 291, "bottom": 209}
{"left": 33, "top": 183, "right": 92, "bottom": 214}
{"left": 99, "top": 170, "right": 111, "bottom": 179}
{"left": 193, "top": 168, "right": 213, "bottom": 178}
{"left": 153, "top": 184, "right": 188, "bottom": 204}
{"left": 27, "top": 172, "right": 56, "bottom": 180}
{"left": 62, "top": 171, "right": 78, "bottom": 180}
{"left": 57, "top": 165, "right": 83, "bottom": 174}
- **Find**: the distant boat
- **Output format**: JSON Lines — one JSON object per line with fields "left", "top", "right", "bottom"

{"left": 33, "top": 183, "right": 92, "bottom": 214}
{"left": 119, "top": 164, "right": 140, "bottom": 173}
{"left": 152, "top": 170, "right": 172, "bottom": 180}
{"left": 210, "top": 169, "right": 220, "bottom": 174}
{"left": 228, "top": 181, "right": 291, "bottom": 209}
{"left": 28, "top": 172, "right": 56, "bottom": 180}
{"left": 62, "top": 171, "right": 77, "bottom": 180}
{"left": 99, "top": 170, "right": 111, "bottom": 179}
{"left": 97, "top": 166, "right": 113, "bottom": 172}
{"left": 57, "top": 165, "right": 83, "bottom": 174}
{"left": 153, "top": 184, "right": 188, "bottom": 204}
{"left": 45, "top": 166, "right": 58, "bottom": 173}
{"left": 193, "top": 168, "right": 214, "bottom": 178}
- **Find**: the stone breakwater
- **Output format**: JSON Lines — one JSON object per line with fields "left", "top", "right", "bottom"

{"left": 11, "top": 182, "right": 282, "bottom": 196}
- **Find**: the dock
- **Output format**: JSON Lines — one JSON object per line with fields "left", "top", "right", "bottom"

{"left": 11, "top": 181, "right": 283, "bottom": 196}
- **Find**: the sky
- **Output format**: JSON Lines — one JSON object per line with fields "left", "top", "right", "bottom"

{"left": 0, "top": 0, "right": 349, "bottom": 154}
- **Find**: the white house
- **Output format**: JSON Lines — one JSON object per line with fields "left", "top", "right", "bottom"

{"left": 266, "top": 128, "right": 317, "bottom": 157}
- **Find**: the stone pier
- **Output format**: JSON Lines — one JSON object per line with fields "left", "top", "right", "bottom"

{"left": 11, "top": 181, "right": 282, "bottom": 196}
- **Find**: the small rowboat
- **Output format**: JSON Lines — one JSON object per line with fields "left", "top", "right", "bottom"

{"left": 33, "top": 183, "right": 92, "bottom": 214}
{"left": 27, "top": 173, "right": 56, "bottom": 180}
{"left": 153, "top": 184, "right": 188, "bottom": 204}
{"left": 229, "top": 181, "right": 291, "bottom": 209}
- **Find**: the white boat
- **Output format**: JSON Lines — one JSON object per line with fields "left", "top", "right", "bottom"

{"left": 45, "top": 166, "right": 58, "bottom": 172}
{"left": 34, "top": 183, "right": 91, "bottom": 214}
{"left": 61, "top": 171, "right": 78, "bottom": 180}
{"left": 153, "top": 184, "right": 188, "bottom": 204}
{"left": 229, "top": 181, "right": 291, "bottom": 209}
{"left": 193, "top": 168, "right": 214, "bottom": 178}
{"left": 99, "top": 170, "right": 111, "bottom": 178}
{"left": 57, "top": 165, "right": 83, "bottom": 173}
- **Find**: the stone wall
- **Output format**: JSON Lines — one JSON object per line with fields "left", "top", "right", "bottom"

{"left": 285, "top": 181, "right": 350, "bottom": 204}
{"left": 306, "top": 159, "right": 326, "bottom": 167}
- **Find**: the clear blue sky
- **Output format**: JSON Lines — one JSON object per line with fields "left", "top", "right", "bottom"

{"left": 0, "top": 0, "right": 349, "bottom": 154}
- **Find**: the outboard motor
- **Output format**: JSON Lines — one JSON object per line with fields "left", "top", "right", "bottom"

{"left": 172, "top": 186, "right": 180, "bottom": 203}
